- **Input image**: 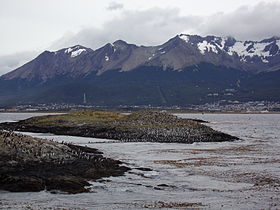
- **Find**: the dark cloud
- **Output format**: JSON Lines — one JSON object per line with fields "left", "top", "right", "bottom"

{"left": 107, "top": 2, "right": 124, "bottom": 11}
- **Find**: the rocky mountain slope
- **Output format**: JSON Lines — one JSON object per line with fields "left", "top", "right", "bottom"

{"left": 2, "top": 34, "right": 280, "bottom": 81}
{"left": 0, "top": 34, "right": 280, "bottom": 106}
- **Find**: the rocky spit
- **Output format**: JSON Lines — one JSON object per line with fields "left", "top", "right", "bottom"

{"left": 0, "top": 111, "right": 238, "bottom": 194}
{"left": 0, "top": 130, "right": 129, "bottom": 193}
{"left": 0, "top": 110, "right": 238, "bottom": 143}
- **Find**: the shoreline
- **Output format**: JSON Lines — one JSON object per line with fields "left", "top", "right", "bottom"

{"left": 0, "top": 130, "right": 129, "bottom": 193}
{"left": 1, "top": 113, "right": 279, "bottom": 209}
{"left": 0, "top": 110, "right": 240, "bottom": 193}
{"left": 0, "top": 110, "right": 239, "bottom": 144}
{"left": 169, "top": 111, "right": 280, "bottom": 114}
{"left": 1, "top": 110, "right": 280, "bottom": 114}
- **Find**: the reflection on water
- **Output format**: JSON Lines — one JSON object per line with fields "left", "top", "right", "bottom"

{"left": 0, "top": 113, "right": 280, "bottom": 209}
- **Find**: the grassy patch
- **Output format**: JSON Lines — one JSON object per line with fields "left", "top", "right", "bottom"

{"left": 24, "top": 110, "right": 125, "bottom": 126}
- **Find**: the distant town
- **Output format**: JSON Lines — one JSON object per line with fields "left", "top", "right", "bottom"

{"left": 1, "top": 100, "right": 280, "bottom": 113}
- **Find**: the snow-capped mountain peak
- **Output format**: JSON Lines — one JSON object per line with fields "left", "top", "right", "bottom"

{"left": 176, "top": 34, "right": 280, "bottom": 64}
{"left": 179, "top": 34, "right": 190, "bottom": 43}
{"left": 63, "top": 45, "right": 88, "bottom": 58}
{"left": 2, "top": 34, "right": 280, "bottom": 82}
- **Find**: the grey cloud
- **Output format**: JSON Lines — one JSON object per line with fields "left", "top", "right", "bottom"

{"left": 50, "top": 8, "right": 201, "bottom": 50}
{"left": 107, "top": 2, "right": 124, "bottom": 11}
{"left": 201, "top": 2, "right": 280, "bottom": 40}
{"left": 0, "top": 51, "right": 38, "bottom": 76}
{"left": 4, "top": 2, "right": 280, "bottom": 76}
{"left": 51, "top": 2, "right": 280, "bottom": 52}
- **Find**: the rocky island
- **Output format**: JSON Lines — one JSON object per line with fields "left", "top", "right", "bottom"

{"left": 0, "top": 110, "right": 238, "bottom": 194}
{"left": 0, "top": 110, "right": 238, "bottom": 143}
{"left": 0, "top": 130, "right": 129, "bottom": 193}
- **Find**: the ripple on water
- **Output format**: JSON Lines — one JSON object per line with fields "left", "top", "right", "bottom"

{"left": 1, "top": 113, "right": 280, "bottom": 209}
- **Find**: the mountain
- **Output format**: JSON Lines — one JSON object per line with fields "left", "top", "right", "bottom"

{"left": 0, "top": 34, "right": 280, "bottom": 107}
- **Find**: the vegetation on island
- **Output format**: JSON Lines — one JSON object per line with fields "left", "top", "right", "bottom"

{"left": 0, "top": 110, "right": 238, "bottom": 143}
{"left": 0, "top": 110, "right": 239, "bottom": 193}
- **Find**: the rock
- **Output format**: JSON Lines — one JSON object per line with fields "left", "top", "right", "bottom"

{"left": 190, "top": 119, "right": 209, "bottom": 123}
{"left": 45, "top": 176, "right": 90, "bottom": 194}
{"left": 0, "top": 110, "right": 239, "bottom": 143}
{"left": 157, "top": 184, "right": 170, "bottom": 187}
{"left": 0, "top": 176, "right": 44, "bottom": 192}
{"left": 153, "top": 187, "right": 163, "bottom": 190}
{"left": 0, "top": 130, "right": 130, "bottom": 193}
{"left": 135, "top": 167, "right": 153, "bottom": 171}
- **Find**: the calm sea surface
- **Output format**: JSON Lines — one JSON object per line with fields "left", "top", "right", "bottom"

{"left": 0, "top": 113, "right": 279, "bottom": 209}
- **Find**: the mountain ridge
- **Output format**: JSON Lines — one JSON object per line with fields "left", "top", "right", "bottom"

{"left": 2, "top": 34, "right": 280, "bottom": 82}
{"left": 0, "top": 34, "right": 280, "bottom": 106}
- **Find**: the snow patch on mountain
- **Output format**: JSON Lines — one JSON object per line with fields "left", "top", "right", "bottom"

{"left": 197, "top": 41, "right": 218, "bottom": 54}
{"left": 64, "top": 48, "right": 73, "bottom": 54}
{"left": 276, "top": 40, "right": 280, "bottom": 49}
{"left": 227, "top": 41, "right": 271, "bottom": 62}
{"left": 64, "top": 46, "right": 87, "bottom": 58}
{"left": 216, "top": 38, "right": 226, "bottom": 50}
{"left": 249, "top": 42, "right": 271, "bottom": 57}
{"left": 261, "top": 57, "right": 269, "bottom": 63}
{"left": 227, "top": 41, "right": 247, "bottom": 56}
{"left": 179, "top": 34, "right": 190, "bottom": 43}
{"left": 71, "top": 49, "right": 86, "bottom": 58}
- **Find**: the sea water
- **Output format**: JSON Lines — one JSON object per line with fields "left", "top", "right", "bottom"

{"left": 0, "top": 113, "right": 279, "bottom": 209}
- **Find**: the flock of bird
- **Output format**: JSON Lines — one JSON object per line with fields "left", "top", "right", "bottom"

{"left": 0, "top": 130, "right": 106, "bottom": 166}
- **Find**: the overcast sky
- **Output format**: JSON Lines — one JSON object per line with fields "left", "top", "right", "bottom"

{"left": 1, "top": 0, "right": 280, "bottom": 75}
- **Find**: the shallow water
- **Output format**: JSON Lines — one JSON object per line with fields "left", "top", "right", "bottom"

{"left": 0, "top": 112, "right": 63, "bottom": 123}
{"left": 0, "top": 113, "right": 280, "bottom": 209}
